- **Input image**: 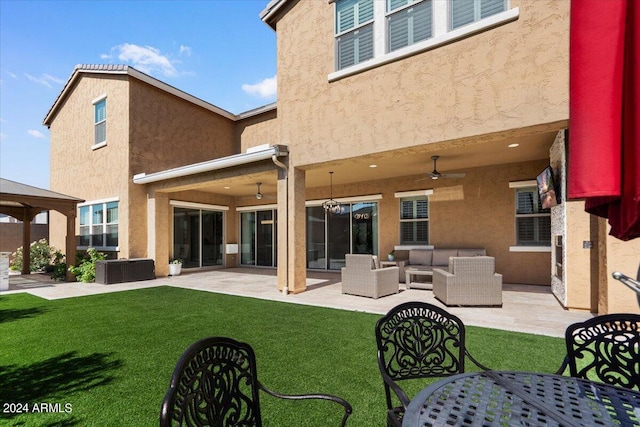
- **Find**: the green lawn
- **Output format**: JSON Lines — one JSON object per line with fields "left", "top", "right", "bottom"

{"left": 0, "top": 287, "right": 565, "bottom": 426}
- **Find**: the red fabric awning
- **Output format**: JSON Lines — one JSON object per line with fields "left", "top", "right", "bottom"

{"left": 569, "top": 0, "right": 640, "bottom": 241}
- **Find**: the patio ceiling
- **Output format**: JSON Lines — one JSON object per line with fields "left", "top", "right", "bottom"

{"left": 178, "top": 129, "right": 558, "bottom": 198}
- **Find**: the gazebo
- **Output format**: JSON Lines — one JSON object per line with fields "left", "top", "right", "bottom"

{"left": 0, "top": 178, "right": 84, "bottom": 281}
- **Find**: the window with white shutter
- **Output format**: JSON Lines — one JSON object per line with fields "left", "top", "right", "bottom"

{"left": 399, "top": 196, "right": 429, "bottom": 245}
{"left": 451, "top": 0, "right": 506, "bottom": 30}
{"left": 387, "top": 0, "right": 432, "bottom": 52}
{"left": 515, "top": 187, "right": 550, "bottom": 246}
{"left": 333, "top": 0, "right": 513, "bottom": 74}
{"left": 335, "top": 0, "right": 375, "bottom": 70}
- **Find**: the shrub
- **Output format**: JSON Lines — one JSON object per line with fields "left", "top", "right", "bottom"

{"left": 69, "top": 248, "right": 107, "bottom": 283}
{"left": 10, "top": 239, "right": 62, "bottom": 273}
{"left": 51, "top": 250, "right": 67, "bottom": 281}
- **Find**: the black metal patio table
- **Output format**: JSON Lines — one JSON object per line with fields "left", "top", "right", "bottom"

{"left": 402, "top": 371, "right": 640, "bottom": 427}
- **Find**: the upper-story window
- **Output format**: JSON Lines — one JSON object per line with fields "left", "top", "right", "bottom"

{"left": 387, "top": 0, "right": 432, "bottom": 52}
{"left": 451, "top": 0, "right": 506, "bottom": 30}
{"left": 336, "top": 0, "right": 375, "bottom": 70}
{"left": 333, "top": 0, "right": 511, "bottom": 74}
{"left": 93, "top": 95, "right": 107, "bottom": 147}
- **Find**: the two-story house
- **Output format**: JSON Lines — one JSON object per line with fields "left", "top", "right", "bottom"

{"left": 44, "top": 1, "right": 640, "bottom": 314}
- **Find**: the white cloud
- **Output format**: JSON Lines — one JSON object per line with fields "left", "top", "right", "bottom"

{"left": 179, "top": 45, "right": 192, "bottom": 56}
{"left": 25, "top": 73, "right": 63, "bottom": 88}
{"left": 112, "top": 43, "right": 178, "bottom": 77}
{"left": 27, "top": 130, "right": 46, "bottom": 139}
{"left": 8, "top": 72, "right": 17, "bottom": 79}
{"left": 100, "top": 53, "right": 112, "bottom": 60}
{"left": 242, "top": 76, "right": 277, "bottom": 99}
{"left": 43, "top": 74, "right": 64, "bottom": 84}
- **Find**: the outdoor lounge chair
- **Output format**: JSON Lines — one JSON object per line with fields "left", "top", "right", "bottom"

{"left": 556, "top": 314, "right": 640, "bottom": 391}
{"left": 432, "top": 256, "right": 502, "bottom": 306}
{"left": 160, "top": 336, "right": 353, "bottom": 426}
{"left": 341, "top": 254, "right": 399, "bottom": 299}
{"left": 375, "top": 302, "right": 490, "bottom": 427}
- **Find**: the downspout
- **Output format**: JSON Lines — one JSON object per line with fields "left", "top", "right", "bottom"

{"left": 272, "top": 154, "right": 288, "bottom": 294}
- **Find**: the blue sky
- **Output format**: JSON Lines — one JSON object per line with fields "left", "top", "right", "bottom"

{"left": 0, "top": 0, "right": 277, "bottom": 189}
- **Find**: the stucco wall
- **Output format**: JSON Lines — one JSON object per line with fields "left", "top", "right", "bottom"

{"left": 49, "top": 73, "right": 239, "bottom": 261}
{"left": 235, "top": 109, "right": 279, "bottom": 153}
{"left": 605, "top": 235, "right": 640, "bottom": 314}
{"left": 274, "top": 0, "right": 569, "bottom": 166}
{"left": 127, "top": 79, "right": 236, "bottom": 258}
{"left": 49, "top": 74, "right": 131, "bottom": 258}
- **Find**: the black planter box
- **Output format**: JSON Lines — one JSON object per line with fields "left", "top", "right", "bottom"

{"left": 95, "top": 259, "right": 155, "bottom": 284}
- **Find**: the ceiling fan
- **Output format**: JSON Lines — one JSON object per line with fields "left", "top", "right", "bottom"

{"left": 428, "top": 156, "right": 466, "bottom": 180}
{"left": 254, "top": 182, "right": 275, "bottom": 200}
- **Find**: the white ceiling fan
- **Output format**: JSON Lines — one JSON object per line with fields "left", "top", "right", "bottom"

{"left": 428, "top": 156, "right": 466, "bottom": 180}
{"left": 254, "top": 182, "right": 276, "bottom": 200}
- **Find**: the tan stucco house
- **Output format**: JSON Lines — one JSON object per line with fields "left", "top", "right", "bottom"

{"left": 44, "top": 0, "right": 639, "bottom": 314}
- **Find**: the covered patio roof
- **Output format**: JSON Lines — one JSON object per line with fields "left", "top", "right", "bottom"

{"left": 0, "top": 178, "right": 84, "bottom": 278}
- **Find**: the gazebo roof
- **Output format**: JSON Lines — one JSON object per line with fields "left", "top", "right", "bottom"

{"left": 0, "top": 178, "right": 84, "bottom": 218}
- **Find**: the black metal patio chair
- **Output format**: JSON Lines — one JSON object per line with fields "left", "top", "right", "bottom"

{"left": 160, "top": 336, "right": 353, "bottom": 427}
{"left": 374, "top": 301, "right": 490, "bottom": 427}
{"left": 556, "top": 313, "right": 640, "bottom": 391}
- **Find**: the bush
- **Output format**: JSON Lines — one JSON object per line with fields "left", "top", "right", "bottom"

{"left": 10, "top": 239, "right": 64, "bottom": 275}
{"left": 69, "top": 248, "right": 107, "bottom": 283}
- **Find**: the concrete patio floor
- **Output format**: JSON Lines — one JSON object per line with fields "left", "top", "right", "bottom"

{"left": 5, "top": 268, "right": 594, "bottom": 338}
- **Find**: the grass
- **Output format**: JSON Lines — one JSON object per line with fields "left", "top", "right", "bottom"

{"left": 0, "top": 286, "right": 565, "bottom": 426}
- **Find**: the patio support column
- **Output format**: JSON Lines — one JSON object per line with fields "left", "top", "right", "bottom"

{"left": 288, "top": 167, "right": 307, "bottom": 293}
{"left": 65, "top": 211, "right": 77, "bottom": 281}
{"left": 147, "top": 190, "right": 169, "bottom": 276}
{"left": 20, "top": 207, "right": 37, "bottom": 275}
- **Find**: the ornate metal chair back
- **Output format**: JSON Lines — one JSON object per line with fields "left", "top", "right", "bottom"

{"left": 375, "top": 301, "right": 467, "bottom": 427}
{"left": 565, "top": 314, "right": 640, "bottom": 391}
{"left": 160, "top": 337, "right": 263, "bottom": 427}
{"left": 376, "top": 302, "right": 466, "bottom": 381}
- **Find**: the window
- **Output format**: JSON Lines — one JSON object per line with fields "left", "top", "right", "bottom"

{"left": 94, "top": 97, "right": 106, "bottom": 146}
{"left": 399, "top": 196, "right": 429, "bottom": 245}
{"left": 79, "top": 200, "right": 118, "bottom": 248}
{"left": 514, "top": 187, "right": 550, "bottom": 246}
{"left": 451, "top": 0, "right": 506, "bottom": 30}
{"left": 332, "top": 0, "right": 514, "bottom": 75}
{"left": 387, "top": 0, "right": 432, "bottom": 52}
{"left": 335, "top": 0, "right": 375, "bottom": 70}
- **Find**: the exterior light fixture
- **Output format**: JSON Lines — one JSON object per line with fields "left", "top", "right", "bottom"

{"left": 322, "top": 171, "right": 342, "bottom": 214}
{"left": 508, "top": 143, "right": 520, "bottom": 148}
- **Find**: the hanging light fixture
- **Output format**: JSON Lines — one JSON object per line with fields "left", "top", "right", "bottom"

{"left": 322, "top": 171, "right": 342, "bottom": 214}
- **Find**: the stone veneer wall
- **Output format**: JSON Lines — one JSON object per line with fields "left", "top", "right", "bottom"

{"left": 550, "top": 130, "right": 567, "bottom": 304}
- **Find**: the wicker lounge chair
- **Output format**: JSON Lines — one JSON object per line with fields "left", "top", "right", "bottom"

{"left": 433, "top": 256, "right": 502, "bottom": 306}
{"left": 341, "top": 254, "right": 399, "bottom": 299}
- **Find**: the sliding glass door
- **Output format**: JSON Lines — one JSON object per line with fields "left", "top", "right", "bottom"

{"left": 173, "top": 207, "right": 224, "bottom": 268}
{"left": 306, "top": 201, "right": 378, "bottom": 270}
{"left": 240, "top": 209, "right": 278, "bottom": 267}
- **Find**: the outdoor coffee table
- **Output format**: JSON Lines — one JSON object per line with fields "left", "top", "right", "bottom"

{"left": 405, "top": 268, "right": 433, "bottom": 289}
{"left": 402, "top": 370, "right": 640, "bottom": 427}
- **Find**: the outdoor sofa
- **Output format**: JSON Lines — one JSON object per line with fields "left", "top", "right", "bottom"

{"left": 393, "top": 248, "right": 487, "bottom": 286}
